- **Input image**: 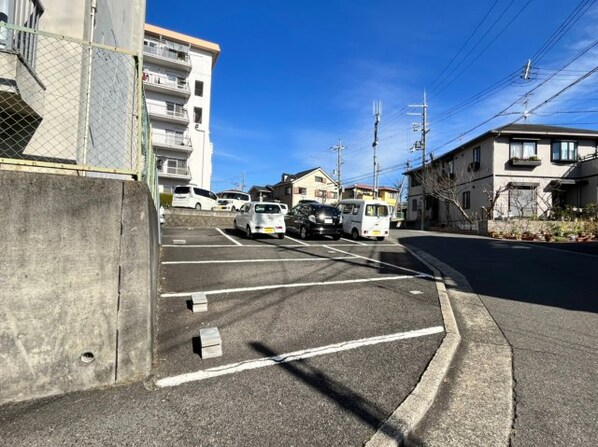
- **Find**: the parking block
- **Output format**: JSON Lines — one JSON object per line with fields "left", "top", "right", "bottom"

{"left": 199, "top": 327, "right": 222, "bottom": 359}
{"left": 191, "top": 292, "right": 208, "bottom": 312}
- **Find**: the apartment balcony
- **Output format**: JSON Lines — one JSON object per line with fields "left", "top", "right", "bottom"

{"left": 0, "top": 2, "right": 45, "bottom": 124}
{"left": 147, "top": 103, "right": 189, "bottom": 125}
{"left": 143, "top": 72, "right": 190, "bottom": 98}
{"left": 143, "top": 42, "right": 192, "bottom": 71}
{"left": 157, "top": 165, "right": 191, "bottom": 180}
{"left": 152, "top": 133, "right": 193, "bottom": 153}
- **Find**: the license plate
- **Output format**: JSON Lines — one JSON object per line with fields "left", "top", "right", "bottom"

{"left": 264, "top": 227, "right": 274, "bottom": 233}
{"left": 372, "top": 230, "right": 380, "bottom": 236}
{"left": 324, "top": 218, "right": 332, "bottom": 224}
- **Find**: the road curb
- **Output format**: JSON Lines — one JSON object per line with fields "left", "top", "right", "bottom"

{"left": 365, "top": 244, "right": 461, "bottom": 447}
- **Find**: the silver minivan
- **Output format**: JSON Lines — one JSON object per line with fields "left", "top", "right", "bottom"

{"left": 172, "top": 185, "right": 218, "bottom": 210}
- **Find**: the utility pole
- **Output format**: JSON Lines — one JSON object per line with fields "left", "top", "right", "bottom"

{"left": 372, "top": 101, "right": 382, "bottom": 199}
{"left": 330, "top": 139, "right": 345, "bottom": 199}
{"left": 240, "top": 172, "right": 246, "bottom": 191}
{"left": 408, "top": 91, "right": 428, "bottom": 231}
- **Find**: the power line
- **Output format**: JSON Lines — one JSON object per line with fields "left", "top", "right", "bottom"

{"left": 531, "top": 0, "right": 597, "bottom": 64}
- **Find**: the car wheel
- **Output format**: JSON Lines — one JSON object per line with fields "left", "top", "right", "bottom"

{"left": 376, "top": 236, "right": 385, "bottom": 241}
{"left": 246, "top": 226, "right": 253, "bottom": 239}
{"left": 195, "top": 203, "right": 201, "bottom": 210}
{"left": 351, "top": 229, "right": 359, "bottom": 240}
{"left": 300, "top": 226, "right": 309, "bottom": 240}
{"left": 332, "top": 234, "right": 341, "bottom": 241}
{"left": 278, "top": 233, "right": 285, "bottom": 239}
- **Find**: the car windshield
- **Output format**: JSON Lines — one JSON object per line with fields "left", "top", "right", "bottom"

{"left": 255, "top": 204, "right": 281, "bottom": 214}
{"left": 314, "top": 205, "right": 340, "bottom": 216}
{"left": 174, "top": 186, "right": 190, "bottom": 194}
{"left": 221, "top": 192, "right": 248, "bottom": 200}
{"left": 365, "top": 204, "right": 389, "bottom": 217}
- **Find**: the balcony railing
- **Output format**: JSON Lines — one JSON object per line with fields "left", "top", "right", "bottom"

{"left": 158, "top": 165, "right": 190, "bottom": 177}
{"left": 146, "top": 103, "right": 188, "bottom": 121}
{"left": 152, "top": 133, "right": 191, "bottom": 148}
{"left": 0, "top": 0, "right": 44, "bottom": 68}
{"left": 142, "top": 72, "right": 189, "bottom": 94}
{"left": 143, "top": 42, "right": 190, "bottom": 64}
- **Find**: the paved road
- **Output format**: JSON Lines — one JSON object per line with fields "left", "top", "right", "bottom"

{"left": 397, "top": 230, "right": 598, "bottom": 447}
{"left": 0, "top": 228, "right": 444, "bottom": 446}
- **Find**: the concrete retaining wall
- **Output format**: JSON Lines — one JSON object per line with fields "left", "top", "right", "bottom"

{"left": 0, "top": 171, "right": 157, "bottom": 404}
{"left": 164, "top": 208, "right": 235, "bottom": 228}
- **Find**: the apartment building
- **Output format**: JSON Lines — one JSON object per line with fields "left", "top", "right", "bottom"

{"left": 0, "top": 0, "right": 145, "bottom": 168}
{"left": 405, "top": 124, "right": 598, "bottom": 228}
{"left": 143, "top": 24, "right": 220, "bottom": 193}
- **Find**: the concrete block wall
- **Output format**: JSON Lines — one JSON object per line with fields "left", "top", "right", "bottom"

{"left": 164, "top": 208, "right": 235, "bottom": 228}
{"left": 0, "top": 171, "right": 157, "bottom": 404}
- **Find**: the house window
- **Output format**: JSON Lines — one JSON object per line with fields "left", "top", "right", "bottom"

{"left": 447, "top": 159, "right": 455, "bottom": 175}
{"left": 508, "top": 187, "right": 536, "bottom": 217}
{"left": 410, "top": 175, "right": 421, "bottom": 187}
{"left": 462, "top": 191, "right": 471, "bottom": 210}
{"left": 194, "top": 107, "right": 203, "bottom": 124}
{"left": 298, "top": 187, "right": 307, "bottom": 195}
{"left": 315, "top": 176, "right": 324, "bottom": 183}
{"left": 285, "top": 186, "right": 291, "bottom": 195}
{"left": 194, "top": 80, "right": 204, "bottom": 96}
{"left": 473, "top": 147, "right": 480, "bottom": 163}
{"left": 552, "top": 141, "right": 577, "bottom": 162}
{"left": 510, "top": 141, "right": 537, "bottom": 159}
{"left": 412, "top": 199, "right": 418, "bottom": 211}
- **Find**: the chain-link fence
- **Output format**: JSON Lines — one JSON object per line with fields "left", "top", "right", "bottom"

{"left": 0, "top": 22, "right": 156, "bottom": 204}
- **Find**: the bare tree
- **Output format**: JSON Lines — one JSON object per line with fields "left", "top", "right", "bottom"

{"left": 413, "top": 163, "right": 477, "bottom": 225}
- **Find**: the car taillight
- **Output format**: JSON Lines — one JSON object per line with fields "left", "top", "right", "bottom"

{"left": 308, "top": 215, "right": 316, "bottom": 223}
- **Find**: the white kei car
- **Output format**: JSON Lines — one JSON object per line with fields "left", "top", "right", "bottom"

{"left": 234, "top": 202, "right": 286, "bottom": 239}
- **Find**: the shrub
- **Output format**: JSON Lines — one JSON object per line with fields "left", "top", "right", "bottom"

{"left": 160, "top": 192, "right": 173, "bottom": 208}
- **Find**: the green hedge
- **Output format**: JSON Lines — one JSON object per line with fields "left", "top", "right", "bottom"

{"left": 160, "top": 192, "right": 173, "bottom": 208}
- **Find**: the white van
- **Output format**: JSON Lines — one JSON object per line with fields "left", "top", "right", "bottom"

{"left": 337, "top": 199, "right": 391, "bottom": 241}
{"left": 172, "top": 185, "right": 218, "bottom": 210}
{"left": 216, "top": 190, "right": 251, "bottom": 212}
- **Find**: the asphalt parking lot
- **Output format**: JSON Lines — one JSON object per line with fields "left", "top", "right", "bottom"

{"left": 155, "top": 227, "right": 444, "bottom": 445}
{"left": 0, "top": 227, "right": 445, "bottom": 447}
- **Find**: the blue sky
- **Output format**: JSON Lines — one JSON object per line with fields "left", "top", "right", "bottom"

{"left": 146, "top": 0, "right": 598, "bottom": 192}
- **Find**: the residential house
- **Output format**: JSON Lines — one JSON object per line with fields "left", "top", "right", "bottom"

{"left": 143, "top": 24, "right": 220, "bottom": 192}
{"left": 405, "top": 124, "right": 598, "bottom": 229}
{"left": 342, "top": 184, "right": 399, "bottom": 215}
{"left": 248, "top": 185, "right": 274, "bottom": 202}
{"left": 270, "top": 167, "right": 338, "bottom": 208}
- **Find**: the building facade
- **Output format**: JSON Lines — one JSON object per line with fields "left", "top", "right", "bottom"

{"left": 342, "top": 184, "right": 399, "bottom": 214}
{"left": 405, "top": 124, "right": 598, "bottom": 228}
{"left": 270, "top": 167, "right": 338, "bottom": 208}
{"left": 143, "top": 24, "right": 219, "bottom": 192}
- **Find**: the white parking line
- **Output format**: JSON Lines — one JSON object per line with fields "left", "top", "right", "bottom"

{"left": 161, "top": 274, "right": 427, "bottom": 298}
{"left": 162, "top": 243, "right": 399, "bottom": 248}
{"left": 162, "top": 244, "right": 310, "bottom": 248}
{"left": 341, "top": 237, "right": 366, "bottom": 245}
{"left": 215, "top": 228, "right": 243, "bottom": 246}
{"left": 155, "top": 325, "right": 445, "bottom": 388}
{"left": 284, "top": 235, "right": 310, "bottom": 246}
{"left": 323, "top": 245, "right": 433, "bottom": 277}
{"left": 163, "top": 256, "right": 357, "bottom": 265}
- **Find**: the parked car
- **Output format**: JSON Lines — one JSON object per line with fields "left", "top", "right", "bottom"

{"left": 285, "top": 203, "right": 342, "bottom": 240}
{"left": 172, "top": 185, "right": 218, "bottom": 210}
{"left": 216, "top": 190, "right": 251, "bottom": 212}
{"left": 337, "top": 199, "right": 390, "bottom": 241}
{"left": 234, "top": 202, "right": 286, "bottom": 239}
